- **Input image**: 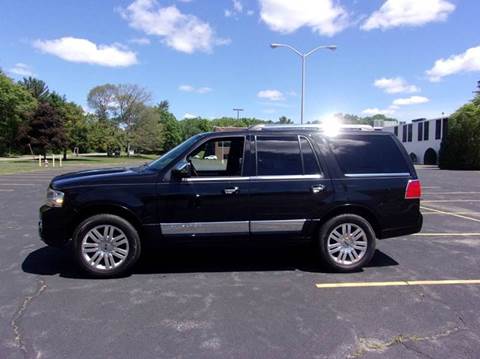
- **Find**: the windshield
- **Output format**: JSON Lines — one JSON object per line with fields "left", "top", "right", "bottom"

{"left": 147, "top": 134, "right": 206, "bottom": 171}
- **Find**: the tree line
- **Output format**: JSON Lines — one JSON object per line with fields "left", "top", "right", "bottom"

{"left": 1, "top": 69, "right": 401, "bottom": 159}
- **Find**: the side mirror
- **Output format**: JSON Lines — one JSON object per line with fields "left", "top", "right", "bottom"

{"left": 172, "top": 160, "right": 191, "bottom": 180}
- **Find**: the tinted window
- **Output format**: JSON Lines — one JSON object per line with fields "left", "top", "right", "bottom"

{"left": 300, "top": 137, "right": 321, "bottom": 174}
{"left": 330, "top": 135, "right": 410, "bottom": 174}
{"left": 256, "top": 136, "right": 302, "bottom": 176}
{"left": 394, "top": 126, "right": 398, "bottom": 136}
{"left": 402, "top": 125, "right": 407, "bottom": 142}
{"left": 407, "top": 124, "right": 413, "bottom": 142}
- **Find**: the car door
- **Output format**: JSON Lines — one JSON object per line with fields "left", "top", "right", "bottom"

{"left": 249, "top": 134, "right": 333, "bottom": 237}
{"left": 157, "top": 135, "right": 251, "bottom": 237}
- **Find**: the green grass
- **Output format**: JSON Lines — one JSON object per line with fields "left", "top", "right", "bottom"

{"left": 0, "top": 154, "right": 159, "bottom": 175}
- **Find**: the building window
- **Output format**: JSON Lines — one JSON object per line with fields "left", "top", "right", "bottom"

{"left": 418, "top": 122, "right": 423, "bottom": 141}
{"left": 424, "top": 121, "right": 429, "bottom": 141}
{"left": 442, "top": 118, "right": 449, "bottom": 139}
{"left": 402, "top": 125, "right": 407, "bottom": 142}
{"left": 394, "top": 126, "right": 398, "bottom": 136}
{"left": 407, "top": 124, "right": 413, "bottom": 142}
{"left": 435, "top": 119, "right": 441, "bottom": 139}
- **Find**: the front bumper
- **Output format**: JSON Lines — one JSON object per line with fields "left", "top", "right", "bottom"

{"left": 39, "top": 205, "right": 71, "bottom": 247}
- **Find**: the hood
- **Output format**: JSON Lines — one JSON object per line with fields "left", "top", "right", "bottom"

{"left": 51, "top": 166, "right": 154, "bottom": 189}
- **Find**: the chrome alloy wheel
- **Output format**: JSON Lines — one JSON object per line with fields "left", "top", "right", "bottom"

{"left": 81, "top": 225, "right": 129, "bottom": 271}
{"left": 327, "top": 223, "right": 368, "bottom": 265}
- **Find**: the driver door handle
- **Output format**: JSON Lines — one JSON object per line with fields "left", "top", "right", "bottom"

{"left": 224, "top": 187, "right": 239, "bottom": 195}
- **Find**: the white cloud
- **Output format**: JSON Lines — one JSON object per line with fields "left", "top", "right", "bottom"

{"left": 392, "top": 96, "right": 429, "bottom": 106}
{"left": 362, "top": 0, "right": 455, "bottom": 31}
{"left": 129, "top": 37, "right": 151, "bottom": 45}
{"left": 247, "top": 10, "right": 254, "bottom": 16}
{"left": 374, "top": 77, "right": 419, "bottom": 94}
{"left": 179, "top": 84, "right": 212, "bottom": 94}
{"left": 233, "top": 0, "right": 243, "bottom": 13}
{"left": 9, "top": 63, "right": 35, "bottom": 77}
{"left": 259, "top": 0, "right": 349, "bottom": 36}
{"left": 257, "top": 89, "right": 285, "bottom": 101}
{"left": 33, "top": 37, "right": 138, "bottom": 67}
{"left": 426, "top": 46, "right": 480, "bottom": 82}
{"left": 224, "top": 9, "right": 232, "bottom": 17}
{"left": 362, "top": 107, "right": 395, "bottom": 116}
{"left": 184, "top": 113, "right": 198, "bottom": 119}
{"left": 120, "top": 0, "right": 229, "bottom": 54}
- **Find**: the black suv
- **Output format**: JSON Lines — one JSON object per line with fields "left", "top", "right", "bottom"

{"left": 39, "top": 125, "right": 422, "bottom": 277}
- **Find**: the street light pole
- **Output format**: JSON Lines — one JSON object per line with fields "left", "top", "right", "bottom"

{"left": 270, "top": 43, "right": 336, "bottom": 124}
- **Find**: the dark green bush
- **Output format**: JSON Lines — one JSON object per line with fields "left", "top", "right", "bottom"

{"left": 439, "top": 100, "right": 480, "bottom": 170}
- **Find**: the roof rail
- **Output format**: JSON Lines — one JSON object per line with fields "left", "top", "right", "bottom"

{"left": 248, "top": 124, "right": 374, "bottom": 132}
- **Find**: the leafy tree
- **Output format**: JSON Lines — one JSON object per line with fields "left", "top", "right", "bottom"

{"left": 131, "top": 108, "right": 164, "bottom": 153}
{"left": 155, "top": 103, "right": 182, "bottom": 151}
{"left": 87, "top": 83, "right": 152, "bottom": 155}
{"left": 179, "top": 117, "right": 214, "bottom": 140}
{"left": 277, "top": 116, "right": 293, "bottom": 124}
{"left": 87, "top": 84, "right": 117, "bottom": 120}
{"left": 18, "top": 77, "right": 50, "bottom": 100}
{"left": 16, "top": 102, "right": 67, "bottom": 158}
{"left": 439, "top": 97, "right": 480, "bottom": 170}
{"left": 86, "top": 115, "right": 125, "bottom": 154}
{"left": 0, "top": 73, "right": 37, "bottom": 155}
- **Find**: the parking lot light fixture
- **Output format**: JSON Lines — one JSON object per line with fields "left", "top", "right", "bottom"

{"left": 270, "top": 43, "right": 336, "bottom": 124}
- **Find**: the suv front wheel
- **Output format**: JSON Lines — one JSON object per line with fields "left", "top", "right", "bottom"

{"left": 72, "top": 214, "right": 141, "bottom": 278}
{"left": 318, "top": 214, "right": 376, "bottom": 272}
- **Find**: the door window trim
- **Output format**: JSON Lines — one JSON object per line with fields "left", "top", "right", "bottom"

{"left": 182, "top": 135, "right": 247, "bottom": 180}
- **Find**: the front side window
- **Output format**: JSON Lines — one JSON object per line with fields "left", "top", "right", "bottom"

{"left": 329, "top": 134, "right": 410, "bottom": 175}
{"left": 256, "top": 136, "right": 303, "bottom": 176}
{"left": 188, "top": 137, "right": 245, "bottom": 177}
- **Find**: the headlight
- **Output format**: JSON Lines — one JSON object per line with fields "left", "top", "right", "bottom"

{"left": 46, "top": 188, "right": 64, "bottom": 207}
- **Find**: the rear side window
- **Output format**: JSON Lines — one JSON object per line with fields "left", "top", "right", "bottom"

{"left": 300, "top": 137, "right": 321, "bottom": 175}
{"left": 256, "top": 136, "right": 302, "bottom": 175}
{"left": 329, "top": 135, "right": 410, "bottom": 175}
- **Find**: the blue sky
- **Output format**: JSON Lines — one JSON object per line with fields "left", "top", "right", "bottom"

{"left": 1, "top": 0, "right": 479, "bottom": 123}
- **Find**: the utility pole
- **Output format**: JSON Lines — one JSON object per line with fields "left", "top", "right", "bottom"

{"left": 233, "top": 108, "right": 244, "bottom": 120}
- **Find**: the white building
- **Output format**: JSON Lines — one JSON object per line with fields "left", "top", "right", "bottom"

{"left": 383, "top": 117, "right": 449, "bottom": 165}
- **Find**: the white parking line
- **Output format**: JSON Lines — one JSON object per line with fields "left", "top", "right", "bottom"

{"left": 420, "top": 205, "right": 480, "bottom": 223}
{"left": 0, "top": 183, "right": 37, "bottom": 186}
{"left": 316, "top": 279, "right": 480, "bottom": 289}
{"left": 423, "top": 191, "right": 480, "bottom": 195}
{"left": 422, "top": 200, "right": 480, "bottom": 203}
{"left": 413, "top": 233, "right": 480, "bottom": 236}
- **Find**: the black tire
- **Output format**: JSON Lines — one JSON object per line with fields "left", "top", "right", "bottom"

{"left": 318, "top": 214, "right": 376, "bottom": 272}
{"left": 72, "top": 214, "right": 141, "bottom": 278}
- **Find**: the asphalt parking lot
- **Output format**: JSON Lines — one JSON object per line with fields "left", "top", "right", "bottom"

{"left": 1, "top": 166, "right": 480, "bottom": 359}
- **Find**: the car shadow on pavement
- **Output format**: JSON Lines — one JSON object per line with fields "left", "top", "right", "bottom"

{"left": 22, "top": 242, "right": 399, "bottom": 279}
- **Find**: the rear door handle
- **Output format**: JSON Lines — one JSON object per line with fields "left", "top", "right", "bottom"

{"left": 224, "top": 187, "right": 239, "bottom": 195}
{"left": 311, "top": 184, "right": 325, "bottom": 194}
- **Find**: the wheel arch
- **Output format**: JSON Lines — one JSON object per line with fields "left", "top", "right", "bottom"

{"left": 69, "top": 203, "right": 143, "bottom": 239}
{"left": 315, "top": 204, "right": 381, "bottom": 238}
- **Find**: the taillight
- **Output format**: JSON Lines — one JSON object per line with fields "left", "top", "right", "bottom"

{"left": 405, "top": 179, "right": 422, "bottom": 199}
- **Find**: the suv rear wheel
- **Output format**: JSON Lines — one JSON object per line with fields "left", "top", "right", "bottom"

{"left": 318, "top": 214, "right": 376, "bottom": 272}
{"left": 73, "top": 214, "right": 141, "bottom": 278}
